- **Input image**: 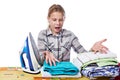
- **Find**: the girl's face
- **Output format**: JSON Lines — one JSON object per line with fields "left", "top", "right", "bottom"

{"left": 48, "top": 12, "right": 65, "bottom": 35}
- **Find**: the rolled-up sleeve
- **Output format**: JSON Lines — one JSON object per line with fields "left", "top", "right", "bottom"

{"left": 71, "top": 32, "right": 87, "bottom": 53}
{"left": 37, "top": 30, "right": 46, "bottom": 64}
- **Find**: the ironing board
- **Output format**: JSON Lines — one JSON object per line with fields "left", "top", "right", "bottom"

{"left": 0, "top": 67, "right": 111, "bottom": 80}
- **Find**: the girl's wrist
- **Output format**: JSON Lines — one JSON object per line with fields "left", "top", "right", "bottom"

{"left": 89, "top": 48, "right": 94, "bottom": 52}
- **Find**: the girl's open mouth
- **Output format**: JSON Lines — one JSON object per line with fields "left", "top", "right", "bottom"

{"left": 55, "top": 27, "right": 61, "bottom": 30}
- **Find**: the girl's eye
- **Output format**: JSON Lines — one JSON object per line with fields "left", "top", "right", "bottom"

{"left": 59, "top": 19, "right": 63, "bottom": 22}
{"left": 52, "top": 18, "right": 63, "bottom": 22}
{"left": 52, "top": 18, "right": 56, "bottom": 21}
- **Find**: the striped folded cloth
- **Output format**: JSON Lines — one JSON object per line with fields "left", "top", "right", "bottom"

{"left": 43, "top": 61, "right": 79, "bottom": 75}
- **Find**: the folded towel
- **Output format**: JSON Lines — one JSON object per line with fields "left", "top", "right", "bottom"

{"left": 43, "top": 61, "right": 79, "bottom": 75}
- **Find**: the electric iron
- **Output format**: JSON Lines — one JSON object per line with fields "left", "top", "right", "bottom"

{"left": 19, "top": 32, "right": 42, "bottom": 74}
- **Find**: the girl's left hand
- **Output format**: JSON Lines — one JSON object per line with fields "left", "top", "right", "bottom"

{"left": 91, "top": 39, "right": 108, "bottom": 53}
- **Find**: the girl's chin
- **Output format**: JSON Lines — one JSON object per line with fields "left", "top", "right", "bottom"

{"left": 54, "top": 31, "right": 61, "bottom": 34}
{"left": 55, "top": 29, "right": 61, "bottom": 32}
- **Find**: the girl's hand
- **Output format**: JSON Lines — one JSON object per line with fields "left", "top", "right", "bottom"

{"left": 91, "top": 39, "right": 108, "bottom": 53}
{"left": 43, "top": 51, "right": 59, "bottom": 66}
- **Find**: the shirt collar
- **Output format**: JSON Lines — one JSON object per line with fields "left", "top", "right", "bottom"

{"left": 46, "top": 28, "right": 52, "bottom": 36}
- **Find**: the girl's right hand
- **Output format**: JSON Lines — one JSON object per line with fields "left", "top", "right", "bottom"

{"left": 43, "top": 51, "right": 59, "bottom": 66}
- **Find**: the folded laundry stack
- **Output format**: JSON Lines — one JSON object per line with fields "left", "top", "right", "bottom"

{"left": 74, "top": 51, "right": 119, "bottom": 79}
{"left": 43, "top": 61, "right": 79, "bottom": 75}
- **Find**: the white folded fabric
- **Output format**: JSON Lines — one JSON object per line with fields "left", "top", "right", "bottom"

{"left": 77, "top": 51, "right": 117, "bottom": 64}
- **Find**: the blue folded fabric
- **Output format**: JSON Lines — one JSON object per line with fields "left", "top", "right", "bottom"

{"left": 82, "top": 65, "right": 119, "bottom": 78}
{"left": 43, "top": 61, "right": 79, "bottom": 75}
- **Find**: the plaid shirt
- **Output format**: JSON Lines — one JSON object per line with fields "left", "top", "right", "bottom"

{"left": 37, "top": 28, "right": 87, "bottom": 62}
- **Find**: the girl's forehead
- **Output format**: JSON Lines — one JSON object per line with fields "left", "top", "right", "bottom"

{"left": 49, "top": 12, "right": 64, "bottom": 18}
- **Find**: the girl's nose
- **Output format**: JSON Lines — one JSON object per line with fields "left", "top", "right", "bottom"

{"left": 56, "top": 20, "right": 60, "bottom": 24}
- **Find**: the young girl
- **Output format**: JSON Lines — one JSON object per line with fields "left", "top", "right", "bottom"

{"left": 37, "top": 4, "right": 108, "bottom": 66}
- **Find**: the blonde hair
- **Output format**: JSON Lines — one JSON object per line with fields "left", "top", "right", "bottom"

{"left": 48, "top": 4, "right": 65, "bottom": 17}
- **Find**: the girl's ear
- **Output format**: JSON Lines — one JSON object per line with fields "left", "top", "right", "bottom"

{"left": 63, "top": 16, "right": 66, "bottom": 21}
{"left": 47, "top": 17, "right": 50, "bottom": 23}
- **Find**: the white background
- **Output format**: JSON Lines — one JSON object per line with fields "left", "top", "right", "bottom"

{"left": 0, "top": 0, "right": 120, "bottom": 67}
